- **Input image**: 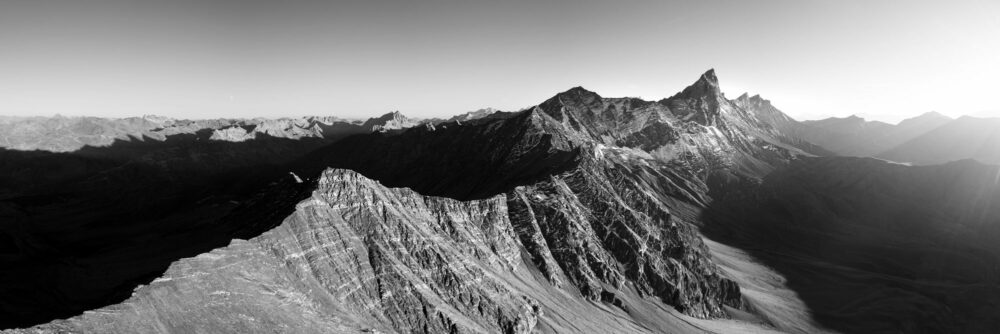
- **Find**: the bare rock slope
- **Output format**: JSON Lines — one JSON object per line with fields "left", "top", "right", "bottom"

{"left": 3, "top": 69, "right": 819, "bottom": 333}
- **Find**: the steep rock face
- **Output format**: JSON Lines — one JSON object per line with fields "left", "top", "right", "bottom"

{"left": 293, "top": 105, "right": 748, "bottom": 319}
{"left": 731, "top": 94, "right": 833, "bottom": 157}
{"left": 287, "top": 70, "right": 819, "bottom": 323}
{"left": 507, "top": 152, "right": 742, "bottom": 318}
{"left": 12, "top": 169, "right": 541, "bottom": 333}
{"left": 662, "top": 69, "right": 725, "bottom": 126}
{"left": 288, "top": 78, "right": 767, "bottom": 322}
{"left": 531, "top": 70, "right": 813, "bottom": 179}
{"left": 362, "top": 111, "right": 419, "bottom": 132}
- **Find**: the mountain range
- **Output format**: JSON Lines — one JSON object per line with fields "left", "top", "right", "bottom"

{"left": 1, "top": 69, "right": 999, "bottom": 333}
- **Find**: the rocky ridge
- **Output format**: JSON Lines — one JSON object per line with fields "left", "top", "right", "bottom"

{"left": 2, "top": 69, "right": 816, "bottom": 333}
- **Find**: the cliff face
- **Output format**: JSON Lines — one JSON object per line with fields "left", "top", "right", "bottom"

{"left": 15, "top": 169, "right": 539, "bottom": 333}
{"left": 297, "top": 108, "right": 746, "bottom": 322}
{"left": 16, "top": 169, "right": 767, "bottom": 334}
{"left": 507, "top": 153, "right": 742, "bottom": 319}
{"left": 532, "top": 70, "right": 814, "bottom": 180}
{"left": 2, "top": 70, "right": 809, "bottom": 333}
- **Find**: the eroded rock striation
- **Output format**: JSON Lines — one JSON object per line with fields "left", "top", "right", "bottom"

{"left": 4, "top": 69, "right": 815, "bottom": 333}
{"left": 12, "top": 169, "right": 539, "bottom": 333}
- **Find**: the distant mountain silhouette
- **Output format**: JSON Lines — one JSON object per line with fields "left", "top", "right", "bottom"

{"left": 878, "top": 116, "right": 1000, "bottom": 165}
{"left": 797, "top": 112, "right": 952, "bottom": 157}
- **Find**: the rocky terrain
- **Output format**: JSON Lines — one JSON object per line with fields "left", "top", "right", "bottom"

{"left": 0, "top": 69, "right": 811, "bottom": 333}
{"left": 3, "top": 69, "right": 1000, "bottom": 333}
{"left": 0, "top": 111, "right": 426, "bottom": 328}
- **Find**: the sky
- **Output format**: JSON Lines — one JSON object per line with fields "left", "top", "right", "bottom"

{"left": 1, "top": 0, "right": 998, "bottom": 123}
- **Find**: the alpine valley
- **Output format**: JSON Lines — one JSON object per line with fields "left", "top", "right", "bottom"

{"left": 2, "top": 70, "right": 999, "bottom": 334}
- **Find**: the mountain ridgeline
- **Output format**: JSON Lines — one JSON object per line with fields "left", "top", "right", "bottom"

{"left": 2, "top": 69, "right": 1000, "bottom": 333}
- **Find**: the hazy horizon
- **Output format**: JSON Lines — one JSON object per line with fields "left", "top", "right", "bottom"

{"left": 2, "top": 0, "right": 998, "bottom": 123}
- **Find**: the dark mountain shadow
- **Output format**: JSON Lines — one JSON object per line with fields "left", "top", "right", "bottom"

{"left": 0, "top": 131, "right": 334, "bottom": 329}
{"left": 0, "top": 112, "right": 582, "bottom": 329}
{"left": 289, "top": 110, "right": 582, "bottom": 201}
{"left": 701, "top": 157, "right": 1000, "bottom": 333}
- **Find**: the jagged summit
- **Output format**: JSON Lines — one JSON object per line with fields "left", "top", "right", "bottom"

{"left": 657, "top": 69, "right": 730, "bottom": 126}
{"left": 546, "top": 86, "right": 603, "bottom": 105}
{"left": 668, "top": 69, "right": 722, "bottom": 101}
{"left": 734, "top": 93, "right": 768, "bottom": 104}
{"left": 361, "top": 110, "right": 417, "bottom": 132}
{"left": 446, "top": 107, "right": 499, "bottom": 122}
{"left": 702, "top": 68, "right": 718, "bottom": 83}
{"left": 535, "top": 86, "right": 604, "bottom": 123}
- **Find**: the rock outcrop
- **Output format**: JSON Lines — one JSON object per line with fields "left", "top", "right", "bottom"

{"left": 12, "top": 168, "right": 783, "bottom": 333}
{"left": 362, "top": 111, "right": 419, "bottom": 132}
{"left": 10, "top": 169, "right": 541, "bottom": 333}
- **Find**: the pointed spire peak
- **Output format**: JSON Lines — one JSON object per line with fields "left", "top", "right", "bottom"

{"left": 668, "top": 68, "right": 723, "bottom": 101}
{"left": 363, "top": 110, "right": 417, "bottom": 131}
{"left": 737, "top": 92, "right": 750, "bottom": 100}
{"left": 700, "top": 68, "right": 718, "bottom": 85}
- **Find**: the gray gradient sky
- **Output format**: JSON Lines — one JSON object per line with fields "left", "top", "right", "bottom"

{"left": 1, "top": 0, "right": 998, "bottom": 123}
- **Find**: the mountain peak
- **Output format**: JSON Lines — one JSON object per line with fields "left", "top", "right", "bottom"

{"left": 540, "top": 86, "right": 602, "bottom": 110}
{"left": 362, "top": 111, "right": 417, "bottom": 132}
{"left": 384, "top": 110, "right": 405, "bottom": 118}
{"left": 700, "top": 68, "right": 718, "bottom": 85}
{"left": 561, "top": 86, "right": 601, "bottom": 99}
{"left": 917, "top": 111, "right": 949, "bottom": 119}
{"left": 668, "top": 68, "right": 723, "bottom": 101}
